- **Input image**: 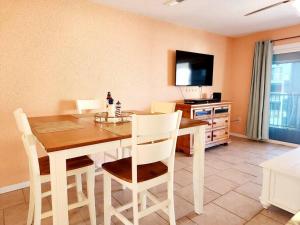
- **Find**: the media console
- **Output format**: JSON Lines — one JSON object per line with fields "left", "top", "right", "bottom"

{"left": 184, "top": 98, "right": 220, "bottom": 104}
{"left": 176, "top": 101, "right": 231, "bottom": 155}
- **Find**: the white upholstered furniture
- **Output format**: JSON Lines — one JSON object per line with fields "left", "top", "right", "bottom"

{"left": 260, "top": 148, "right": 300, "bottom": 214}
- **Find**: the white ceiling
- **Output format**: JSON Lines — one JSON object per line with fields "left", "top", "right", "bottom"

{"left": 92, "top": 0, "right": 300, "bottom": 36}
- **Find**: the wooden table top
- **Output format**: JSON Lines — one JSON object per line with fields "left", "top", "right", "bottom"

{"left": 29, "top": 114, "right": 207, "bottom": 152}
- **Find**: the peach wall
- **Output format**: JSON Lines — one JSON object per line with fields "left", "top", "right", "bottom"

{"left": 0, "top": 0, "right": 232, "bottom": 187}
{"left": 229, "top": 24, "right": 300, "bottom": 135}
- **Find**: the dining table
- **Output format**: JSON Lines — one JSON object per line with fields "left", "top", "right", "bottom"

{"left": 28, "top": 112, "right": 208, "bottom": 225}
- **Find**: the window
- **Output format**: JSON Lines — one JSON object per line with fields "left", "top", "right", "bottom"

{"left": 269, "top": 43, "right": 300, "bottom": 144}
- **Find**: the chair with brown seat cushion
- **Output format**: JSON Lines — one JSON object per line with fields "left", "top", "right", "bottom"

{"left": 102, "top": 111, "right": 182, "bottom": 225}
{"left": 14, "top": 108, "right": 96, "bottom": 225}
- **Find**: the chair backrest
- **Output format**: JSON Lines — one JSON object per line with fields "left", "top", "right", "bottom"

{"left": 76, "top": 99, "right": 101, "bottom": 114}
{"left": 14, "top": 108, "right": 32, "bottom": 135}
{"left": 131, "top": 111, "right": 182, "bottom": 183}
{"left": 14, "top": 109, "right": 40, "bottom": 177}
{"left": 151, "top": 101, "right": 176, "bottom": 114}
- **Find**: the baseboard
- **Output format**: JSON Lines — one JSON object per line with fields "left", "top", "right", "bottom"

{"left": 266, "top": 139, "right": 300, "bottom": 148}
{"left": 230, "top": 132, "right": 247, "bottom": 139}
{"left": 0, "top": 181, "right": 29, "bottom": 194}
{"left": 230, "top": 132, "right": 299, "bottom": 148}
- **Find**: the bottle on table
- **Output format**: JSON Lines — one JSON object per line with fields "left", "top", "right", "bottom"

{"left": 106, "top": 92, "right": 115, "bottom": 117}
{"left": 115, "top": 101, "right": 121, "bottom": 117}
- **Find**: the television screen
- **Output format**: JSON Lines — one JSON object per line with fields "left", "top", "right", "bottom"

{"left": 175, "top": 50, "right": 214, "bottom": 86}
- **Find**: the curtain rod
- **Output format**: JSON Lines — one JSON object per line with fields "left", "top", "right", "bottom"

{"left": 271, "top": 35, "right": 300, "bottom": 42}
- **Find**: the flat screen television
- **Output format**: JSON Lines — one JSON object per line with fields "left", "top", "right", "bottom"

{"left": 175, "top": 50, "right": 214, "bottom": 86}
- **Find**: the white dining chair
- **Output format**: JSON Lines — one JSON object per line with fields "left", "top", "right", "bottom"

{"left": 14, "top": 109, "right": 97, "bottom": 225}
{"left": 151, "top": 101, "right": 176, "bottom": 114}
{"left": 75, "top": 99, "right": 122, "bottom": 174}
{"left": 76, "top": 99, "right": 102, "bottom": 114}
{"left": 102, "top": 111, "right": 182, "bottom": 225}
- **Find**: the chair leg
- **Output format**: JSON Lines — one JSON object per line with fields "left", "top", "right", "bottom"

{"left": 117, "top": 147, "right": 127, "bottom": 190}
{"left": 75, "top": 174, "right": 83, "bottom": 202}
{"left": 86, "top": 168, "right": 96, "bottom": 225}
{"left": 104, "top": 174, "right": 111, "bottom": 225}
{"left": 27, "top": 186, "right": 34, "bottom": 225}
{"left": 132, "top": 190, "right": 139, "bottom": 225}
{"left": 140, "top": 191, "right": 147, "bottom": 211}
{"left": 33, "top": 183, "right": 42, "bottom": 225}
{"left": 117, "top": 147, "right": 123, "bottom": 159}
{"left": 168, "top": 180, "right": 176, "bottom": 225}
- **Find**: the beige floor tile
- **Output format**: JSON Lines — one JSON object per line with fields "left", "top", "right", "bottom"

{"left": 4, "top": 203, "right": 28, "bottom": 225}
{"left": 149, "top": 182, "right": 181, "bottom": 196}
{"left": 174, "top": 169, "right": 193, "bottom": 187}
{"left": 261, "top": 206, "right": 293, "bottom": 224}
{"left": 189, "top": 203, "right": 245, "bottom": 225}
{"left": 204, "top": 165, "right": 222, "bottom": 177}
{"left": 204, "top": 175, "right": 238, "bottom": 195}
{"left": 210, "top": 152, "right": 246, "bottom": 164}
{"left": 245, "top": 214, "right": 282, "bottom": 225}
{"left": 175, "top": 153, "right": 194, "bottom": 166}
{"left": 0, "top": 190, "right": 25, "bottom": 209}
{"left": 42, "top": 209, "right": 86, "bottom": 225}
{"left": 213, "top": 191, "right": 263, "bottom": 220}
{"left": 175, "top": 160, "right": 189, "bottom": 171}
{"left": 233, "top": 163, "right": 262, "bottom": 177}
{"left": 139, "top": 213, "right": 168, "bottom": 225}
{"left": 69, "top": 209, "right": 90, "bottom": 225}
{"left": 0, "top": 209, "right": 3, "bottom": 225}
{"left": 157, "top": 193, "right": 194, "bottom": 220}
{"left": 217, "top": 168, "right": 255, "bottom": 185}
{"left": 2, "top": 137, "right": 296, "bottom": 225}
{"left": 80, "top": 192, "right": 120, "bottom": 220}
{"left": 185, "top": 164, "right": 221, "bottom": 178}
{"left": 244, "top": 156, "right": 268, "bottom": 166}
{"left": 81, "top": 193, "right": 121, "bottom": 225}
{"left": 185, "top": 164, "right": 221, "bottom": 179}
{"left": 234, "top": 182, "right": 262, "bottom": 201}
{"left": 204, "top": 188, "right": 221, "bottom": 205}
{"left": 90, "top": 178, "right": 124, "bottom": 195}
{"left": 22, "top": 188, "right": 30, "bottom": 203}
{"left": 176, "top": 216, "right": 197, "bottom": 225}
{"left": 113, "top": 211, "right": 167, "bottom": 225}
{"left": 175, "top": 185, "right": 220, "bottom": 205}
{"left": 112, "top": 189, "right": 132, "bottom": 205}
{"left": 251, "top": 174, "right": 263, "bottom": 185}
{"left": 205, "top": 157, "right": 235, "bottom": 170}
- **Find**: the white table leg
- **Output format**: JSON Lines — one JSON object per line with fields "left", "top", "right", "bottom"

{"left": 192, "top": 126, "right": 205, "bottom": 214}
{"left": 49, "top": 153, "right": 69, "bottom": 225}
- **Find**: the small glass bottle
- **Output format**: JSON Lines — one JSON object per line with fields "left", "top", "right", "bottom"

{"left": 107, "top": 98, "right": 115, "bottom": 117}
{"left": 106, "top": 92, "right": 112, "bottom": 106}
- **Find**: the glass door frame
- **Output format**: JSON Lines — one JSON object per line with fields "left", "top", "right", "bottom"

{"left": 268, "top": 42, "right": 300, "bottom": 147}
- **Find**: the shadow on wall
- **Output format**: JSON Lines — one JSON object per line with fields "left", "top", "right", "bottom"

{"left": 167, "top": 50, "right": 176, "bottom": 86}
{"left": 58, "top": 100, "right": 77, "bottom": 114}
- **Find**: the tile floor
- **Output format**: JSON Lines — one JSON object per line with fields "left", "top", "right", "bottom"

{"left": 0, "top": 137, "right": 296, "bottom": 225}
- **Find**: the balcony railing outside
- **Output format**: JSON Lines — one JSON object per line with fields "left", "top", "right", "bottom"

{"left": 269, "top": 93, "right": 300, "bottom": 144}
{"left": 269, "top": 93, "right": 300, "bottom": 130}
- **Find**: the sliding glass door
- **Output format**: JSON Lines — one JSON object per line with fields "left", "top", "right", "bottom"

{"left": 269, "top": 44, "right": 300, "bottom": 144}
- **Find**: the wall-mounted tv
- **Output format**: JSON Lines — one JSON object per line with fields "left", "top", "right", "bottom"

{"left": 175, "top": 50, "right": 214, "bottom": 86}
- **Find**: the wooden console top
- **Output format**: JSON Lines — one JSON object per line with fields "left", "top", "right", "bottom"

{"left": 175, "top": 100, "right": 232, "bottom": 108}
